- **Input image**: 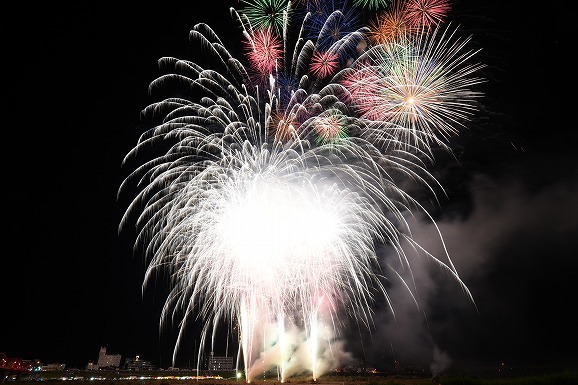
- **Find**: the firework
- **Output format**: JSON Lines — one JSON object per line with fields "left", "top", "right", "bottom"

{"left": 404, "top": 0, "right": 451, "bottom": 30}
{"left": 341, "top": 24, "right": 486, "bottom": 150}
{"left": 301, "top": 0, "right": 360, "bottom": 51}
{"left": 367, "top": 0, "right": 412, "bottom": 45}
{"left": 240, "top": 0, "right": 292, "bottom": 33}
{"left": 352, "top": 0, "right": 391, "bottom": 10}
{"left": 290, "top": 0, "right": 321, "bottom": 6}
{"left": 309, "top": 50, "right": 340, "bottom": 78}
{"left": 121, "top": 1, "right": 481, "bottom": 382}
{"left": 311, "top": 108, "right": 350, "bottom": 145}
{"left": 243, "top": 26, "right": 284, "bottom": 76}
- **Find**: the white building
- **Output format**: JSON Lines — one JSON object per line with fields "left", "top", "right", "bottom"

{"left": 207, "top": 353, "right": 233, "bottom": 371}
{"left": 40, "top": 363, "right": 66, "bottom": 371}
{"left": 96, "top": 347, "right": 122, "bottom": 369}
{"left": 124, "top": 355, "right": 155, "bottom": 371}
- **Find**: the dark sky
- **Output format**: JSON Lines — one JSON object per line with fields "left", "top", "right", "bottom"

{"left": 1, "top": 0, "right": 576, "bottom": 376}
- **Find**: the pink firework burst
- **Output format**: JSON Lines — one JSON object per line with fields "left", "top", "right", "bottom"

{"left": 313, "top": 110, "right": 349, "bottom": 145}
{"left": 309, "top": 50, "right": 339, "bottom": 79}
{"left": 404, "top": 0, "right": 451, "bottom": 30}
{"left": 339, "top": 62, "right": 384, "bottom": 120}
{"left": 340, "top": 63, "right": 377, "bottom": 99}
{"left": 243, "top": 26, "right": 283, "bottom": 75}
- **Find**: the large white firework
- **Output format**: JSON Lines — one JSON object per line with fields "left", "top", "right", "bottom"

{"left": 120, "top": 2, "right": 481, "bottom": 382}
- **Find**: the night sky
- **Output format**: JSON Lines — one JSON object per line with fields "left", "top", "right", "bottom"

{"left": 2, "top": 0, "right": 576, "bottom": 375}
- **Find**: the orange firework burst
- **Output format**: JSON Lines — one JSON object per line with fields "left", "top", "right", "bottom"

{"left": 269, "top": 110, "right": 301, "bottom": 143}
{"left": 367, "top": 1, "right": 413, "bottom": 46}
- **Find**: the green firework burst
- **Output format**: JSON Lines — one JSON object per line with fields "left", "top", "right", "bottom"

{"left": 240, "top": 0, "right": 291, "bottom": 33}
{"left": 352, "top": 0, "right": 391, "bottom": 10}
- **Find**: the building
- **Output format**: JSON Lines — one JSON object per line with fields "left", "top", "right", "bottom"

{"left": 40, "top": 363, "right": 66, "bottom": 371}
{"left": 207, "top": 353, "right": 234, "bottom": 371}
{"left": 123, "top": 356, "right": 155, "bottom": 371}
{"left": 96, "top": 347, "right": 122, "bottom": 370}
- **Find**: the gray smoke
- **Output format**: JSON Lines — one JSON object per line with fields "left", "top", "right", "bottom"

{"left": 344, "top": 171, "right": 578, "bottom": 374}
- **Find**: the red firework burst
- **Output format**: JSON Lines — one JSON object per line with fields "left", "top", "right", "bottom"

{"left": 309, "top": 50, "right": 339, "bottom": 79}
{"left": 404, "top": 0, "right": 451, "bottom": 30}
{"left": 243, "top": 26, "right": 283, "bottom": 75}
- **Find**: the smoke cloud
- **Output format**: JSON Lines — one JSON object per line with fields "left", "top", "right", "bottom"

{"left": 343, "top": 170, "right": 578, "bottom": 374}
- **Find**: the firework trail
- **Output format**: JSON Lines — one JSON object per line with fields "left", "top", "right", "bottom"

{"left": 119, "top": 0, "right": 484, "bottom": 382}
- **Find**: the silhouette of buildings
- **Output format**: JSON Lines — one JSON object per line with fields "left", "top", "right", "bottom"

{"left": 207, "top": 352, "right": 233, "bottom": 371}
{"left": 86, "top": 346, "right": 121, "bottom": 370}
{"left": 123, "top": 355, "right": 155, "bottom": 371}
